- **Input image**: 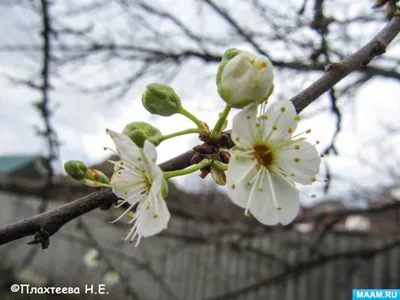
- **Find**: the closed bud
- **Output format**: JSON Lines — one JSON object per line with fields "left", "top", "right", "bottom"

{"left": 211, "top": 168, "right": 227, "bottom": 186}
{"left": 64, "top": 160, "right": 88, "bottom": 180}
{"left": 217, "top": 48, "right": 274, "bottom": 108}
{"left": 88, "top": 168, "right": 110, "bottom": 184}
{"left": 193, "top": 144, "right": 210, "bottom": 154}
{"left": 199, "top": 168, "right": 210, "bottom": 179}
{"left": 190, "top": 152, "right": 203, "bottom": 165}
{"left": 122, "top": 122, "right": 162, "bottom": 147}
{"left": 142, "top": 83, "right": 182, "bottom": 116}
{"left": 219, "top": 151, "right": 231, "bottom": 164}
{"left": 161, "top": 178, "right": 169, "bottom": 199}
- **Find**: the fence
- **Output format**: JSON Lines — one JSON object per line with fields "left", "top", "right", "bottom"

{"left": 0, "top": 190, "right": 399, "bottom": 300}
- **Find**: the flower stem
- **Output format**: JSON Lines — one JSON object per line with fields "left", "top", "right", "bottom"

{"left": 210, "top": 104, "right": 231, "bottom": 138}
{"left": 163, "top": 159, "right": 212, "bottom": 180}
{"left": 212, "top": 160, "right": 228, "bottom": 171}
{"left": 178, "top": 106, "right": 208, "bottom": 132}
{"left": 157, "top": 128, "right": 200, "bottom": 144}
{"left": 82, "top": 179, "right": 111, "bottom": 188}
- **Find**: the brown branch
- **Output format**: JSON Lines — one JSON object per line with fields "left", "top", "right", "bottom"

{"left": 0, "top": 16, "right": 399, "bottom": 247}
{"left": 291, "top": 15, "right": 400, "bottom": 112}
{"left": 0, "top": 188, "right": 116, "bottom": 246}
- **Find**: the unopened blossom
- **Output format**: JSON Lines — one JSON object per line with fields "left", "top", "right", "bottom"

{"left": 106, "top": 129, "right": 170, "bottom": 246}
{"left": 226, "top": 100, "right": 321, "bottom": 225}
{"left": 217, "top": 49, "right": 274, "bottom": 108}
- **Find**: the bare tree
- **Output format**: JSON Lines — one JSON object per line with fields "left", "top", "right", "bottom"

{"left": 0, "top": 4, "right": 399, "bottom": 296}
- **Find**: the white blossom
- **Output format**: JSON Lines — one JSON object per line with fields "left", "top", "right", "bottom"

{"left": 226, "top": 100, "right": 321, "bottom": 225}
{"left": 390, "top": 187, "right": 400, "bottom": 201}
{"left": 295, "top": 222, "right": 314, "bottom": 233}
{"left": 83, "top": 248, "right": 100, "bottom": 268}
{"left": 217, "top": 50, "right": 274, "bottom": 108}
{"left": 103, "top": 271, "right": 120, "bottom": 285}
{"left": 106, "top": 129, "right": 170, "bottom": 246}
{"left": 345, "top": 216, "right": 370, "bottom": 231}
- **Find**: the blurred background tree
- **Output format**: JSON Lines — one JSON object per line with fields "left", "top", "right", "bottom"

{"left": 0, "top": 1, "right": 399, "bottom": 300}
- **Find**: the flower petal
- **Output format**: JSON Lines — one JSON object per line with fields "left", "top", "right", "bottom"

{"left": 227, "top": 150, "right": 258, "bottom": 208}
{"left": 231, "top": 104, "right": 259, "bottom": 148}
{"left": 250, "top": 170, "right": 300, "bottom": 225}
{"left": 261, "top": 100, "right": 298, "bottom": 141}
{"left": 143, "top": 140, "right": 158, "bottom": 164}
{"left": 107, "top": 129, "right": 143, "bottom": 166}
{"left": 277, "top": 140, "right": 321, "bottom": 185}
{"left": 137, "top": 180, "right": 170, "bottom": 237}
{"left": 110, "top": 169, "right": 146, "bottom": 204}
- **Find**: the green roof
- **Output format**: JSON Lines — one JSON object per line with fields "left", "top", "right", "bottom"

{"left": 0, "top": 155, "right": 38, "bottom": 174}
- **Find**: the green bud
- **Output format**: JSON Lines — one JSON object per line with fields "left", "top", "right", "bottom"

{"left": 122, "top": 122, "right": 162, "bottom": 147}
{"left": 142, "top": 83, "right": 182, "bottom": 117}
{"left": 82, "top": 178, "right": 104, "bottom": 188}
{"left": 64, "top": 160, "right": 88, "bottom": 180}
{"left": 161, "top": 178, "right": 169, "bottom": 199}
{"left": 88, "top": 168, "right": 110, "bottom": 184}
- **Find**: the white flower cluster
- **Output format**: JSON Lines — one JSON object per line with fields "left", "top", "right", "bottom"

{"left": 97, "top": 49, "right": 322, "bottom": 246}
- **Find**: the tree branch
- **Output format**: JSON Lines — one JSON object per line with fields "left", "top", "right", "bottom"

{"left": 291, "top": 15, "right": 400, "bottom": 112}
{"left": 0, "top": 15, "right": 399, "bottom": 247}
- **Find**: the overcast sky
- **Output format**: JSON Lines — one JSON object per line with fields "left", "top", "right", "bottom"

{"left": 0, "top": 0, "right": 399, "bottom": 207}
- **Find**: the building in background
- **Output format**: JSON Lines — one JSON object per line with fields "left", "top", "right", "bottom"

{"left": 0, "top": 156, "right": 399, "bottom": 300}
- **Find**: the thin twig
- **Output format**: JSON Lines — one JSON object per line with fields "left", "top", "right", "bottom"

{"left": 0, "top": 15, "right": 399, "bottom": 247}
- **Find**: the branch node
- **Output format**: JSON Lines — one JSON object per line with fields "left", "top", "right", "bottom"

{"left": 372, "top": 40, "right": 387, "bottom": 55}
{"left": 324, "top": 62, "right": 344, "bottom": 72}
{"left": 26, "top": 229, "right": 50, "bottom": 249}
{"left": 100, "top": 200, "right": 115, "bottom": 210}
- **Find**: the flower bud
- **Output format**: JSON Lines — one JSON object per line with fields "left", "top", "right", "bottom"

{"left": 161, "top": 178, "right": 169, "bottom": 199}
{"left": 122, "top": 122, "right": 162, "bottom": 147}
{"left": 87, "top": 168, "right": 110, "bottom": 184}
{"left": 217, "top": 48, "right": 274, "bottom": 108}
{"left": 64, "top": 160, "right": 88, "bottom": 180}
{"left": 211, "top": 168, "right": 226, "bottom": 186}
{"left": 190, "top": 152, "right": 203, "bottom": 165}
{"left": 142, "top": 83, "right": 182, "bottom": 116}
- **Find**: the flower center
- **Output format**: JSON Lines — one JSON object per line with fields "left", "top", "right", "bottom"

{"left": 143, "top": 176, "right": 152, "bottom": 195}
{"left": 253, "top": 144, "right": 274, "bottom": 168}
